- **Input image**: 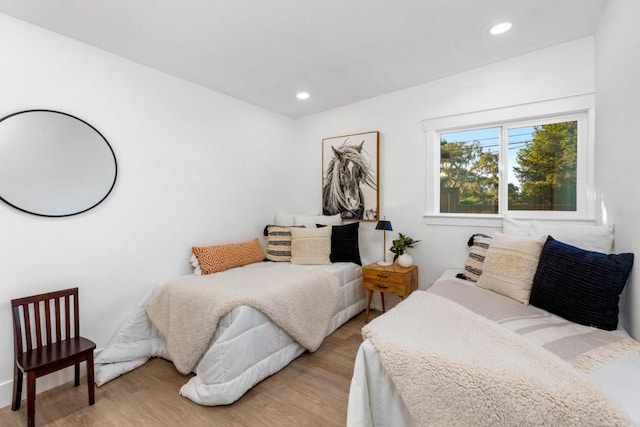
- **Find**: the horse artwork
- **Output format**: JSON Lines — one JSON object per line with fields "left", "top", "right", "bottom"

{"left": 322, "top": 131, "right": 379, "bottom": 221}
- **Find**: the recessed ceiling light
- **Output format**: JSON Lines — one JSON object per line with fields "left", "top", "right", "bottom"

{"left": 296, "top": 92, "right": 310, "bottom": 100}
{"left": 489, "top": 22, "right": 512, "bottom": 35}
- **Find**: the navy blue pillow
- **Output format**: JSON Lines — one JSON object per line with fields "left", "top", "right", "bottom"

{"left": 529, "top": 236, "right": 634, "bottom": 331}
{"left": 317, "top": 222, "right": 362, "bottom": 265}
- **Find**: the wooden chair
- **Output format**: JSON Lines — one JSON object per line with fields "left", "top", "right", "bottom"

{"left": 11, "top": 287, "right": 96, "bottom": 427}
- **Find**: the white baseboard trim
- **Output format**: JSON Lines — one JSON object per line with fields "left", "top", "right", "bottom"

{"left": 0, "top": 365, "right": 89, "bottom": 410}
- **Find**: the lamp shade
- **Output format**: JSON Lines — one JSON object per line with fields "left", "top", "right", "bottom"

{"left": 375, "top": 220, "right": 393, "bottom": 231}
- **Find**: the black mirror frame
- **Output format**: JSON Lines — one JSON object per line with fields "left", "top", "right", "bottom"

{"left": 0, "top": 109, "right": 118, "bottom": 218}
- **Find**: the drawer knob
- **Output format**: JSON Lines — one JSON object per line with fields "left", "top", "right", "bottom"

{"left": 376, "top": 284, "right": 388, "bottom": 289}
{"left": 376, "top": 274, "right": 388, "bottom": 279}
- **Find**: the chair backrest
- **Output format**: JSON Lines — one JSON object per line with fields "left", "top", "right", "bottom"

{"left": 11, "top": 287, "right": 80, "bottom": 356}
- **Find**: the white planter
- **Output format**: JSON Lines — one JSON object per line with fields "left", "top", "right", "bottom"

{"left": 397, "top": 253, "right": 413, "bottom": 267}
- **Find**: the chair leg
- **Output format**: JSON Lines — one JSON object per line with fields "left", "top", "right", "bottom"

{"left": 86, "top": 351, "right": 95, "bottom": 405}
{"left": 74, "top": 363, "right": 80, "bottom": 386}
{"left": 27, "top": 371, "right": 36, "bottom": 427}
{"left": 12, "top": 365, "right": 22, "bottom": 411}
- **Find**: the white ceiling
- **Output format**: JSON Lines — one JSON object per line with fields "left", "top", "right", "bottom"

{"left": 0, "top": 0, "right": 607, "bottom": 118}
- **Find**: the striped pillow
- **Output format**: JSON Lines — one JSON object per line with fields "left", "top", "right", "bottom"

{"left": 459, "top": 234, "right": 492, "bottom": 282}
{"left": 265, "top": 226, "right": 299, "bottom": 262}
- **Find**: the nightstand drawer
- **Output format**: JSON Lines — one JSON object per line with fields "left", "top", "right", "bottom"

{"left": 362, "top": 269, "right": 404, "bottom": 285}
{"left": 364, "top": 280, "right": 407, "bottom": 295}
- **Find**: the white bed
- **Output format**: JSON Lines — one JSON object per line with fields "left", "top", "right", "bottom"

{"left": 95, "top": 261, "right": 364, "bottom": 405}
{"left": 347, "top": 274, "right": 640, "bottom": 426}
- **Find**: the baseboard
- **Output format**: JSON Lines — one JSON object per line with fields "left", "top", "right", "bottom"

{"left": 0, "top": 378, "right": 14, "bottom": 409}
{"left": 0, "top": 363, "right": 95, "bottom": 410}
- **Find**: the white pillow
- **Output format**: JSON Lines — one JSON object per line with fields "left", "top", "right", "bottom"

{"left": 294, "top": 213, "right": 342, "bottom": 228}
{"left": 274, "top": 211, "right": 321, "bottom": 226}
{"left": 502, "top": 217, "right": 532, "bottom": 236}
{"left": 530, "top": 221, "right": 614, "bottom": 253}
{"left": 274, "top": 212, "right": 296, "bottom": 226}
{"left": 476, "top": 232, "right": 546, "bottom": 304}
{"left": 190, "top": 254, "right": 202, "bottom": 276}
{"left": 290, "top": 226, "right": 332, "bottom": 265}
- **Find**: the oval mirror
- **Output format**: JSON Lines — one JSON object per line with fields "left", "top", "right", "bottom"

{"left": 0, "top": 110, "right": 117, "bottom": 217}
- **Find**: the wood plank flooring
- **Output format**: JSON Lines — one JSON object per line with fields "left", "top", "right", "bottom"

{"left": 0, "top": 311, "right": 374, "bottom": 427}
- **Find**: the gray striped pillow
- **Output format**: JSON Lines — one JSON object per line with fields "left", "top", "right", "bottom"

{"left": 461, "top": 233, "right": 492, "bottom": 282}
{"left": 265, "top": 226, "right": 299, "bottom": 262}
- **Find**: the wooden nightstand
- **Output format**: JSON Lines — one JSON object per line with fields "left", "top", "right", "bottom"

{"left": 362, "top": 262, "right": 418, "bottom": 322}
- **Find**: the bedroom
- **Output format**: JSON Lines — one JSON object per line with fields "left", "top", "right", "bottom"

{"left": 0, "top": 0, "right": 638, "bottom": 425}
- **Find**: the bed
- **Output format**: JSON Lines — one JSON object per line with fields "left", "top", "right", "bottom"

{"left": 347, "top": 273, "right": 640, "bottom": 426}
{"left": 95, "top": 261, "right": 364, "bottom": 405}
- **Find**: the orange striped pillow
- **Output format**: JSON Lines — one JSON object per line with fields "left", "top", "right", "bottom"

{"left": 192, "top": 238, "right": 265, "bottom": 275}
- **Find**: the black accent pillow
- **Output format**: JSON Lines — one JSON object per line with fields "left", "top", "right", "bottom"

{"left": 317, "top": 222, "right": 362, "bottom": 265}
{"left": 529, "top": 236, "right": 634, "bottom": 331}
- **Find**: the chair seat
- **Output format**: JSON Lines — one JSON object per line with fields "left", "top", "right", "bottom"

{"left": 17, "top": 337, "right": 96, "bottom": 373}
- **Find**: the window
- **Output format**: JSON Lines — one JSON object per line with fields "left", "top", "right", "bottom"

{"left": 440, "top": 126, "right": 500, "bottom": 214}
{"left": 424, "top": 95, "right": 594, "bottom": 225}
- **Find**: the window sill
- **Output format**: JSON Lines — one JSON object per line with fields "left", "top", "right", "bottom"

{"left": 423, "top": 213, "right": 596, "bottom": 228}
{"left": 423, "top": 214, "right": 503, "bottom": 228}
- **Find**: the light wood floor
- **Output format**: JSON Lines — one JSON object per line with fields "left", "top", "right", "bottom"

{"left": 1, "top": 311, "right": 374, "bottom": 427}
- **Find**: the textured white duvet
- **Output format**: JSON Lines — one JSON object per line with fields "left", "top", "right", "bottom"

{"left": 96, "top": 262, "right": 364, "bottom": 405}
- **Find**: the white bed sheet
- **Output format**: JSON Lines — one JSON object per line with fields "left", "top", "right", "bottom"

{"left": 96, "top": 261, "right": 364, "bottom": 406}
{"left": 347, "top": 339, "right": 413, "bottom": 427}
{"left": 347, "top": 274, "right": 640, "bottom": 426}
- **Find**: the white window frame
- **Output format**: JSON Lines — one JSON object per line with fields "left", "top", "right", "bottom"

{"left": 423, "top": 94, "right": 595, "bottom": 227}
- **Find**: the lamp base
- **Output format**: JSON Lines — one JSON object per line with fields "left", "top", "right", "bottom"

{"left": 376, "top": 261, "right": 393, "bottom": 266}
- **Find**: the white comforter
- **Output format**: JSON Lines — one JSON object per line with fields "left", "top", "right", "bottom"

{"left": 348, "top": 275, "right": 640, "bottom": 426}
{"left": 96, "top": 262, "right": 364, "bottom": 405}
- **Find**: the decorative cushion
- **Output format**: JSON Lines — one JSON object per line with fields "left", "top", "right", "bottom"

{"left": 264, "top": 225, "right": 301, "bottom": 262}
{"left": 476, "top": 233, "right": 546, "bottom": 304}
{"left": 294, "top": 213, "right": 342, "bottom": 228}
{"left": 192, "top": 238, "right": 265, "bottom": 275}
{"left": 529, "top": 236, "right": 634, "bottom": 331}
{"left": 317, "top": 222, "right": 362, "bottom": 265}
{"left": 457, "top": 233, "right": 492, "bottom": 282}
{"left": 290, "top": 226, "right": 332, "bottom": 265}
{"left": 530, "top": 221, "right": 614, "bottom": 253}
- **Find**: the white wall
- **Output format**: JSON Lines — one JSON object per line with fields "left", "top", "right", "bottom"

{"left": 595, "top": 0, "right": 640, "bottom": 338}
{"left": 0, "top": 14, "right": 294, "bottom": 406}
{"left": 292, "top": 37, "right": 596, "bottom": 292}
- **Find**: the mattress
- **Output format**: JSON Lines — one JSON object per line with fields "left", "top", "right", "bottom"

{"left": 96, "top": 261, "right": 364, "bottom": 405}
{"left": 347, "top": 275, "right": 640, "bottom": 426}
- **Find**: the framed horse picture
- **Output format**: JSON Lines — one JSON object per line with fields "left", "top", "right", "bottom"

{"left": 322, "top": 131, "right": 379, "bottom": 221}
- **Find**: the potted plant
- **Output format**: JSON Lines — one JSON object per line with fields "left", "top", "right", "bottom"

{"left": 389, "top": 233, "right": 421, "bottom": 267}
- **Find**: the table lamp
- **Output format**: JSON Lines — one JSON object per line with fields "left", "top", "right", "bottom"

{"left": 375, "top": 218, "right": 393, "bottom": 266}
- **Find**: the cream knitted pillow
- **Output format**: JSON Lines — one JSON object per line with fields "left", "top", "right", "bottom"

{"left": 290, "top": 226, "right": 332, "bottom": 265}
{"left": 476, "top": 232, "right": 546, "bottom": 304}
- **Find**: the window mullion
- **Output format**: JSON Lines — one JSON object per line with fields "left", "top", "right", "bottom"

{"left": 499, "top": 126, "right": 509, "bottom": 215}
